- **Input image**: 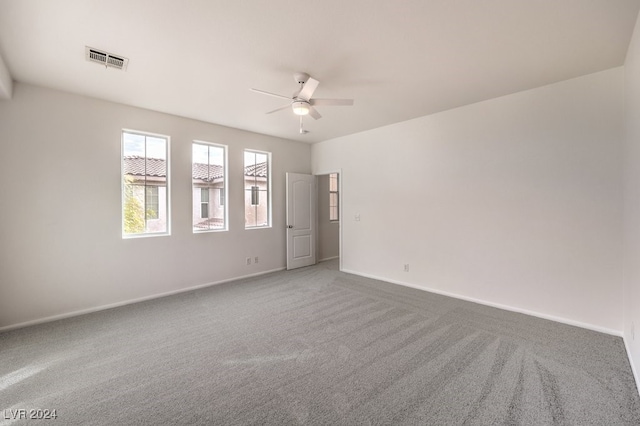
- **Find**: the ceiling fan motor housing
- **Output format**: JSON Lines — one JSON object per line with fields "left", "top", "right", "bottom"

{"left": 294, "top": 72, "right": 310, "bottom": 84}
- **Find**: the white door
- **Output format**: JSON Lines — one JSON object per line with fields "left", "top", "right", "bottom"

{"left": 286, "top": 173, "right": 316, "bottom": 270}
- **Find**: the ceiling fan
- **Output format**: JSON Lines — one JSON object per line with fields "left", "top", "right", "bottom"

{"left": 251, "top": 72, "right": 354, "bottom": 133}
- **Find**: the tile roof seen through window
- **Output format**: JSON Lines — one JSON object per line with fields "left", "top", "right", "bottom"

{"left": 123, "top": 156, "right": 166, "bottom": 177}
{"left": 244, "top": 162, "right": 267, "bottom": 178}
{"left": 192, "top": 162, "right": 224, "bottom": 181}
{"left": 123, "top": 156, "right": 266, "bottom": 179}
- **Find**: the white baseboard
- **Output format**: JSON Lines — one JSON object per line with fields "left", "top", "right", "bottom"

{"left": 319, "top": 256, "right": 339, "bottom": 262}
{"left": 341, "top": 268, "right": 622, "bottom": 337}
{"left": 623, "top": 336, "right": 640, "bottom": 394}
{"left": 0, "top": 267, "right": 286, "bottom": 333}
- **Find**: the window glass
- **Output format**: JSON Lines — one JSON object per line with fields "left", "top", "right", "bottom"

{"left": 244, "top": 150, "right": 271, "bottom": 228}
{"left": 146, "top": 186, "right": 159, "bottom": 219}
{"left": 329, "top": 173, "right": 339, "bottom": 221}
{"left": 193, "top": 142, "right": 226, "bottom": 232}
{"left": 122, "top": 131, "right": 169, "bottom": 237}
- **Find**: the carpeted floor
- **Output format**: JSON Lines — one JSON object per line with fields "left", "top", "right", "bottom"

{"left": 1, "top": 260, "right": 639, "bottom": 425}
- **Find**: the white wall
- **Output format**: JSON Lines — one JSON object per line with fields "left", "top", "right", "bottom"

{"left": 317, "top": 174, "right": 339, "bottom": 261}
{"left": 624, "top": 11, "right": 640, "bottom": 384}
{"left": 313, "top": 68, "right": 625, "bottom": 334}
{"left": 0, "top": 83, "right": 311, "bottom": 329}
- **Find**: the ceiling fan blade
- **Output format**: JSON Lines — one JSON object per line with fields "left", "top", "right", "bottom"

{"left": 308, "top": 106, "right": 322, "bottom": 120}
{"left": 266, "top": 104, "right": 291, "bottom": 114}
{"left": 310, "top": 98, "right": 354, "bottom": 106}
{"left": 250, "top": 88, "right": 292, "bottom": 101}
{"left": 297, "top": 77, "right": 319, "bottom": 101}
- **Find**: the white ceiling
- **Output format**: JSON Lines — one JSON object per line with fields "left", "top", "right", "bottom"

{"left": 0, "top": 0, "right": 639, "bottom": 143}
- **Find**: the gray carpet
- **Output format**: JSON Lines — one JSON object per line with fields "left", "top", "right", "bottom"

{"left": 1, "top": 260, "right": 639, "bottom": 425}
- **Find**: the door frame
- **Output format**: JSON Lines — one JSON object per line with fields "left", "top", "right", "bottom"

{"left": 314, "top": 169, "right": 343, "bottom": 272}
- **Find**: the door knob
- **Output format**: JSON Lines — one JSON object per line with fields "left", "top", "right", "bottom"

{"left": 287, "top": 225, "right": 294, "bottom": 228}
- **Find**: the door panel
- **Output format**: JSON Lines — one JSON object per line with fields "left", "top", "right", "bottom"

{"left": 286, "top": 173, "right": 316, "bottom": 270}
{"left": 293, "top": 180, "right": 312, "bottom": 230}
{"left": 293, "top": 235, "right": 312, "bottom": 258}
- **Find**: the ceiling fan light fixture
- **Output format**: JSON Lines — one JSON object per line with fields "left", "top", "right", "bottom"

{"left": 292, "top": 101, "right": 310, "bottom": 116}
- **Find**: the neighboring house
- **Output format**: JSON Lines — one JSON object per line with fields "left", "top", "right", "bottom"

{"left": 122, "top": 156, "right": 168, "bottom": 233}
{"left": 123, "top": 156, "right": 268, "bottom": 232}
{"left": 242, "top": 161, "right": 269, "bottom": 228}
{"left": 192, "top": 161, "right": 225, "bottom": 230}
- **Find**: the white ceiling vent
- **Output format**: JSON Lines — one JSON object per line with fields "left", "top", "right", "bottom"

{"left": 85, "top": 47, "right": 128, "bottom": 71}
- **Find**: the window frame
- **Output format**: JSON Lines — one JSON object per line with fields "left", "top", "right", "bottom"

{"left": 244, "top": 149, "right": 272, "bottom": 230}
{"left": 329, "top": 173, "right": 339, "bottom": 222}
{"left": 192, "top": 140, "right": 228, "bottom": 233}
{"left": 121, "top": 129, "right": 170, "bottom": 239}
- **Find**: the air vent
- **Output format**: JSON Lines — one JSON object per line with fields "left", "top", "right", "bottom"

{"left": 85, "top": 46, "right": 128, "bottom": 71}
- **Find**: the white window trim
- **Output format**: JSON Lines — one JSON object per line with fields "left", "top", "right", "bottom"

{"left": 244, "top": 149, "right": 272, "bottom": 230}
{"left": 193, "top": 140, "right": 228, "bottom": 233}
{"left": 329, "top": 173, "right": 339, "bottom": 222}
{"left": 121, "top": 129, "right": 171, "bottom": 239}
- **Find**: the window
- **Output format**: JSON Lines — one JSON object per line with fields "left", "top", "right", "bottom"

{"left": 122, "top": 130, "right": 169, "bottom": 237}
{"left": 244, "top": 150, "right": 271, "bottom": 228}
{"left": 193, "top": 142, "right": 227, "bottom": 232}
{"left": 329, "top": 173, "right": 339, "bottom": 221}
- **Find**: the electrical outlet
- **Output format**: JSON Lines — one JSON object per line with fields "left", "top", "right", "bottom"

{"left": 355, "top": 213, "right": 361, "bottom": 221}
{"left": 246, "top": 257, "right": 251, "bottom": 265}
{"left": 254, "top": 256, "right": 259, "bottom": 264}
{"left": 404, "top": 264, "right": 410, "bottom": 272}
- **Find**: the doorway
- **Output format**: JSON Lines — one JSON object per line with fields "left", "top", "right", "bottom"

{"left": 316, "top": 172, "right": 341, "bottom": 269}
